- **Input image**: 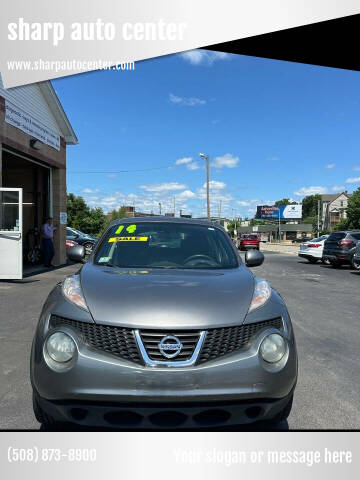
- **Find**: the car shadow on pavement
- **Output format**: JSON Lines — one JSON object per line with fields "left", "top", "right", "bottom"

{"left": 39, "top": 420, "right": 289, "bottom": 432}
{"left": 0, "top": 279, "right": 40, "bottom": 284}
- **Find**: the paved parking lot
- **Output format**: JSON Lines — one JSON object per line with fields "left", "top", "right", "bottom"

{"left": 0, "top": 253, "right": 359, "bottom": 430}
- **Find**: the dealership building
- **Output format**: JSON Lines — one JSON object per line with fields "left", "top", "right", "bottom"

{"left": 0, "top": 74, "right": 77, "bottom": 279}
{"left": 237, "top": 203, "right": 313, "bottom": 241}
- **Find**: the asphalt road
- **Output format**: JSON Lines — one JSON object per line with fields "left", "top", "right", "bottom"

{"left": 0, "top": 253, "right": 359, "bottom": 430}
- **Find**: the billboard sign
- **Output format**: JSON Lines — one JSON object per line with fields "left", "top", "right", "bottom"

{"left": 256, "top": 204, "right": 302, "bottom": 220}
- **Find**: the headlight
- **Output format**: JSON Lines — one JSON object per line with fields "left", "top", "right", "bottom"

{"left": 260, "top": 333, "right": 286, "bottom": 363}
{"left": 46, "top": 332, "right": 76, "bottom": 363}
{"left": 248, "top": 278, "right": 271, "bottom": 313}
{"left": 62, "top": 274, "right": 88, "bottom": 311}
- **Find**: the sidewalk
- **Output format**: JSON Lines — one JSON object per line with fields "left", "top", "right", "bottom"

{"left": 260, "top": 243, "right": 299, "bottom": 255}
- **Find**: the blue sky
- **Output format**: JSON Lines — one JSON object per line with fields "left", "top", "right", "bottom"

{"left": 53, "top": 50, "right": 360, "bottom": 218}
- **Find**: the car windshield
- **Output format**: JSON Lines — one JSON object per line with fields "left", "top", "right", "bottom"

{"left": 243, "top": 235, "right": 258, "bottom": 239}
{"left": 94, "top": 222, "right": 238, "bottom": 269}
{"left": 72, "top": 228, "right": 91, "bottom": 237}
{"left": 311, "top": 236, "right": 326, "bottom": 242}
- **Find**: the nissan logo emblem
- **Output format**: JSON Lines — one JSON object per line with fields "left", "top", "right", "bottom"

{"left": 158, "top": 335, "right": 183, "bottom": 359}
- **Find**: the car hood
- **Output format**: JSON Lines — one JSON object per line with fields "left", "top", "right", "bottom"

{"left": 80, "top": 263, "right": 255, "bottom": 329}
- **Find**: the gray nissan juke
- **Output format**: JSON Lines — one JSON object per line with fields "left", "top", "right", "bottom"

{"left": 30, "top": 217, "right": 297, "bottom": 428}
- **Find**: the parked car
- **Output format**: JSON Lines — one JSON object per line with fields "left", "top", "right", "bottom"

{"left": 292, "top": 237, "right": 308, "bottom": 244}
{"left": 238, "top": 234, "right": 260, "bottom": 251}
{"left": 66, "top": 227, "right": 98, "bottom": 255}
{"left": 31, "top": 218, "right": 297, "bottom": 428}
{"left": 298, "top": 235, "right": 329, "bottom": 264}
{"left": 353, "top": 241, "right": 360, "bottom": 271}
{"left": 66, "top": 239, "right": 78, "bottom": 251}
{"left": 323, "top": 230, "right": 360, "bottom": 269}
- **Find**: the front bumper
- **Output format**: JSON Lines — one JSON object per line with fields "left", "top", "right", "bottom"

{"left": 33, "top": 389, "right": 294, "bottom": 428}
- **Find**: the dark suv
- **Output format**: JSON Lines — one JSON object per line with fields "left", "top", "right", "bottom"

{"left": 323, "top": 230, "right": 360, "bottom": 269}
{"left": 66, "top": 227, "right": 98, "bottom": 255}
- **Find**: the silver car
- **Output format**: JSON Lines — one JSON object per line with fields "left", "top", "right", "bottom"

{"left": 31, "top": 218, "right": 297, "bottom": 428}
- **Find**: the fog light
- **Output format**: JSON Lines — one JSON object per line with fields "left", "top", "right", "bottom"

{"left": 46, "top": 332, "right": 76, "bottom": 363}
{"left": 260, "top": 333, "right": 286, "bottom": 363}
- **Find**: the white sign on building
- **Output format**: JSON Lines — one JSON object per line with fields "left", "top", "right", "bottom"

{"left": 5, "top": 100, "right": 60, "bottom": 151}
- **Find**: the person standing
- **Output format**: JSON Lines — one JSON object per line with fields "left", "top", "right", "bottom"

{"left": 41, "top": 217, "right": 57, "bottom": 267}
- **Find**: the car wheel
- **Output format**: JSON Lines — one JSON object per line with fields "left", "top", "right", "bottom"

{"left": 32, "top": 392, "right": 56, "bottom": 426}
{"left": 321, "top": 258, "right": 330, "bottom": 265}
{"left": 83, "top": 242, "right": 94, "bottom": 256}
{"left": 307, "top": 258, "right": 318, "bottom": 264}
{"left": 351, "top": 255, "right": 360, "bottom": 271}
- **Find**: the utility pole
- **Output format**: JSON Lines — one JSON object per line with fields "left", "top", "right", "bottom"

{"left": 317, "top": 199, "right": 320, "bottom": 236}
{"left": 278, "top": 207, "right": 281, "bottom": 243}
{"left": 199, "top": 153, "right": 210, "bottom": 220}
{"left": 158, "top": 202, "right": 162, "bottom": 215}
{"left": 218, "top": 200, "right": 222, "bottom": 224}
{"left": 173, "top": 196, "right": 176, "bottom": 217}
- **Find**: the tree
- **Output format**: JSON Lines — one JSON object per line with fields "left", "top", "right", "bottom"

{"left": 302, "top": 215, "right": 318, "bottom": 235}
{"left": 302, "top": 194, "right": 322, "bottom": 219}
{"left": 66, "top": 193, "right": 90, "bottom": 227}
{"left": 79, "top": 207, "right": 107, "bottom": 236}
{"left": 66, "top": 193, "right": 106, "bottom": 236}
{"left": 345, "top": 187, "right": 360, "bottom": 229}
{"left": 274, "top": 198, "right": 298, "bottom": 206}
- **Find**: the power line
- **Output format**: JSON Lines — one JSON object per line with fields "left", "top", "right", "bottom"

{"left": 68, "top": 163, "right": 175, "bottom": 174}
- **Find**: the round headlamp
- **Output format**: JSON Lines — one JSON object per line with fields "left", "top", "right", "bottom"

{"left": 260, "top": 333, "right": 286, "bottom": 363}
{"left": 46, "top": 332, "right": 76, "bottom": 363}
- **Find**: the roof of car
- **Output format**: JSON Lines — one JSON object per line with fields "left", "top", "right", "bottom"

{"left": 108, "top": 216, "right": 223, "bottom": 229}
{"left": 329, "top": 230, "right": 360, "bottom": 234}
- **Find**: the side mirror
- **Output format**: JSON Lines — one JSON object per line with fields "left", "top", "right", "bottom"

{"left": 245, "top": 249, "right": 264, "bottom": 267}
{"left": 67, "top": 245, "right": 86, "bottom": 263}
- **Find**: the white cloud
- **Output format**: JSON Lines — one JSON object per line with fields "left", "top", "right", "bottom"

{"left": 139, "top": 182, "right": 188, "bottom": 192}
{"left": 332, "top": 185, "right": 345, "bottom": 191}
{"left": 293, "top": 186, "right": 328, "bottom": 196}
{"left": 204, "top": 180, "right": 226, "bottom": 190}
{"left": 326, "top": 163, "right": 335, "bottom": 169}
{"left": 353, "top": 165, "right": 360, "bottom": 171}
{"left": 81, "top": 188, "right": 100, "bottom": 194}
{"left": 175, "top": 157, "right": 193, "bottom": 165}
{"left": 169, "top": 93, "right": 206, "bottom": 106}
{"left": 211, "top": 153, "right": 239, "bottom": 169}
{"left": 346, "top": 177, "right": 360, "bottom": 184}
{"left": 187, "top": 161, "right": 200, "bottom": 170}
{"left": 175, "top": 157, "right": 200, "bottom": 170}
{"left": 237, "top": 201, "right": 251, "bottom": 207}
{"left": 176, "top": 190, "right": 196, "bottom": 200}
{"left": 180, "top": 50, "right": 231, "bottom": 66}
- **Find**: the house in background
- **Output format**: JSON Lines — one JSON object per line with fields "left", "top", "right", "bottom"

{"left": 321, "top": 192, "right": 351, "bottom": 231}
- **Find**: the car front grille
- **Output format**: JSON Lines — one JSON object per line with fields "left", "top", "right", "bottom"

{"left": 198, "top": 317, "right": 283, "bottom": 364}
{"left": 49, "top": 316, "right": 283, "bottom": 365}
{"left": 139, "top": 330, "right": 201, "bottom": 362}
{"left": 49, "top": 316, "right": 142, "bottom": 364}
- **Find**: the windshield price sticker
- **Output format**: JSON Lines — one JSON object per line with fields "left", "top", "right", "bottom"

{"left": 115, "top": 224, "right": 137, "bottom": 234}
{"left": 108, "top": 236, "right": 148, "bottom": 242}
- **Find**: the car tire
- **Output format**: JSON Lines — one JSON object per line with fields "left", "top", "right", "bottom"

{"left": 32, "top": 392, "right": 56, "bottom": 427}
{"left": 83, "top": 242, "right": 94, "bottom": 256}
{"left": 321, "top": 258, "right": 330, "bottom": 265}
{"left": 351, "top": 254, "right": 360, "bottom": 271}
{"left": 307, "top": 258, "right": 318, "bottom": 264}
